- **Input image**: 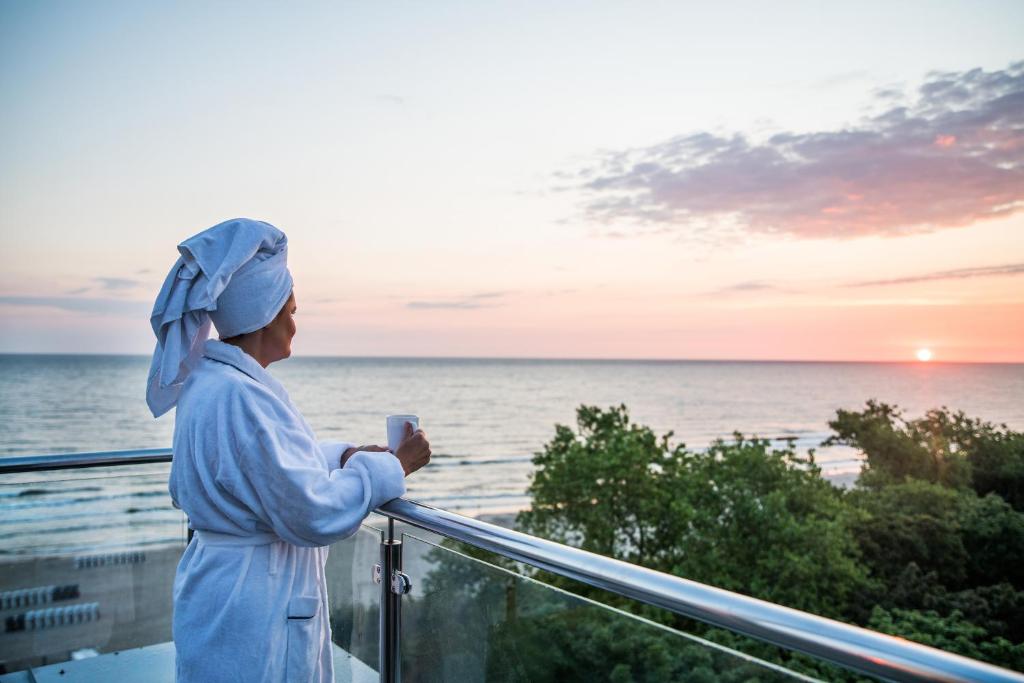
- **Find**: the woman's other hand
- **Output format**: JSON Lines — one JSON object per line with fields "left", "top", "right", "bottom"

{"left": 394, "top": 421, "right": 431, "bottom": 476}
{"left": 340, "top": 444, "right": 389, "bottom": 468}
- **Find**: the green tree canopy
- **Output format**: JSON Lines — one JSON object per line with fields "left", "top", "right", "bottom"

{"left": 518, "top": 405, "right": 870, "bottom": 620}
{"left": 825, "top": 400, "right": 1024, "bottom": 509}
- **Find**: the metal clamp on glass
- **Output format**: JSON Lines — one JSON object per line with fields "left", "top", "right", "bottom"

{"left": 390, "top": 571, "right": 411, "bottom": 595}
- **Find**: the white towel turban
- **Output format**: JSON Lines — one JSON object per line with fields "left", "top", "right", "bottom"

{"left": 146, "top": 218, "right": 294, "bottom": 417}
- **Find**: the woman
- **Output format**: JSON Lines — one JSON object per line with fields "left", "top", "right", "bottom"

{"left": 146, "top": 218, "right": 429, "bottom": 682}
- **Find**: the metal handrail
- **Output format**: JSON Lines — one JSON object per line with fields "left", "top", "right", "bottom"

{"left": 0, "top": 448, "right": 172, "bottom": 473}
{"left": 4, "top": 449, "right": 1023, "bottom": 682}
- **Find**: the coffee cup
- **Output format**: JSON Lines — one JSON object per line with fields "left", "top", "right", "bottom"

{"left": 387, "top": 414, "right": 419, "bottom": 452}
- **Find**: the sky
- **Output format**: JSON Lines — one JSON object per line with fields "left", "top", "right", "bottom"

{"left": 1, "top": 1, "right": 1022, "bottom": 362}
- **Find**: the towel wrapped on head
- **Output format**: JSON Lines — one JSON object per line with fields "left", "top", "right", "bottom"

{"left": 146, "top": 218, "right": 293, "bottom": 417}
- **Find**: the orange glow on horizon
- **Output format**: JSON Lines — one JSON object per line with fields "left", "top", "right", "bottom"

{"left": 917, "top": 348, "right": 934, "bottom": 362}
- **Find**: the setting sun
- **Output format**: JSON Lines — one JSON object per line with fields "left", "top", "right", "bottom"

{"left": 916, "top": 348, "right": 933, "bottom": 362}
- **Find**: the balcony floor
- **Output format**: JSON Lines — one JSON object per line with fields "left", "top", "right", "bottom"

{"left": 0, "top": 641, "right": 378, "bottom": 683}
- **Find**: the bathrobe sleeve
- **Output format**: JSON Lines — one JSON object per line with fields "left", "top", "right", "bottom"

{"left": 217, "top": 386, "right": 406, "bottom": 547}
{"left": 319, "top": 440, "right": 356, "bottom": 471}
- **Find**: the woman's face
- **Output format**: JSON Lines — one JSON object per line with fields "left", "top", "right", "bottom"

{"left": 266, "top": 291, "right": 297, "bottom": 362}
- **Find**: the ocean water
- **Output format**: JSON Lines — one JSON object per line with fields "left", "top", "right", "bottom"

{"left": 2, "top": 354, "right": 1023, "bottom": 555}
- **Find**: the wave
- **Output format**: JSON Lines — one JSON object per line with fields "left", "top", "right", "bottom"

{"left": 428, "top": 456, "right": 534, "bottom": 467}
{"left": 0, "top": 516, "right": 180, "bottom": 541}
{"left": 0, "top": 485, "right": 104, "bottom": 499}
{"left": 0, "top": 535, "right": 186, "bottom": 557}
{"left": 0, "top": 506, "right": 175, "bottom": 526}
{"left": 1, "top": 488, "right": 170, "bottom": 511}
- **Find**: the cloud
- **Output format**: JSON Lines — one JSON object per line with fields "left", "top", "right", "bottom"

{"left": 406, "top": 292, "right": 507, "bottom": 310}
{"left": 63, "top": 276, "right": 144, "bottom": 296}
{"left": 811, "top": 70, "right": 869, "bottom": 89}
{"left": 872, "top": 86, "right": 906, "bottom": 102}
{"left": 705, "top": 280, "right": 806, "bottom": 297}
{"left": 717, "top": 280, "right": 777, "bottom": 293}
{"left": 573, "top": 62, "right": 1024, "bottom": 240}
{"left": 407, "top": 301, "right": 483, "bottom": 309}
{"left": 846, "top": 262, "right": 1024, "bottom": 287}
{"left": 0, "top": 296, "right": 150, "bottom": 316}
{"left": 95, "top": 277, "right": 140, "bottom": 290}
{"left": 376, "top": 94, "right": 406, "bottom": 105}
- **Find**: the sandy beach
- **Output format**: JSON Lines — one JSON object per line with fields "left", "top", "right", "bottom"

{"left": 0, "top": 544, "right": 182, "bottom": 673}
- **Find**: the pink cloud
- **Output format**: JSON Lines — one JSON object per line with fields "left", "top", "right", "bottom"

{"left": 574, "top": 62, "right": 1024, "bottom": 239}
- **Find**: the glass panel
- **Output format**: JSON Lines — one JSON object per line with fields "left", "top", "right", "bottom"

{"left": 361, "top": 511, "right": 390, "bottom": 535}
{"left": 0, "top": 463, "right": 186, "bottom": 674}
{"left": 326, "top": 524, "right": 384, "bottom": 681}
{"left": 398, "top": 532, "right": 814, "bottom": 683}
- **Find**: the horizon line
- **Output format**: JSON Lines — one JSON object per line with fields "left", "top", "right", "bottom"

{"left": 0, "top": 351, "right": 1021, "bottom": 365}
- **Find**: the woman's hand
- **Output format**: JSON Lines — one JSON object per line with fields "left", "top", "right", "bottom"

{"left": 394, "top": 421, "right": 431, "bottom": 476}
{"left": 340, "top": 444, "right": 389, "bottom": 468}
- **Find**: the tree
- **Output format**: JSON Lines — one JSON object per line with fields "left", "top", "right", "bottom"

{"left": 518, "top": 405, "right": 871, "bottom": 620}
{"left": 825, "top": 401, "right": 1024, "bottom": 508}
{"left": 825, "top": 401, "right": 970, "bottom": 488}
{"left": 826, "top": 401, "right": 1024, "bottom": 668}
{"left": 868, "top": 607, "right": 1024, "bottom": 672}
{"left": 967, "top": 431, "right": 1024, "bottom": 513}
{"left": 847, "top": 479, "right": 971, "bottom": 591}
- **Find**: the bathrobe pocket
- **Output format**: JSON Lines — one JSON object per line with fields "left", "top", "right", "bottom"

{"left": 286, "top": 595, "right": 321, "bottom": 682}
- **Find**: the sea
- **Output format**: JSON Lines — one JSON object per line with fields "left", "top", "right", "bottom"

{"left": 2, "top": 355, "right": 1023, "bottom": 556}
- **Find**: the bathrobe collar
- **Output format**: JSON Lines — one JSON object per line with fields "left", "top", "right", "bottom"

{"left": 203, "top": 339, "right": 291, "bottom": 404}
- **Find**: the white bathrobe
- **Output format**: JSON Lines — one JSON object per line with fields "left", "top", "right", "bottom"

{"left": 169, "top": 340, "right": 405, "bottom": 682}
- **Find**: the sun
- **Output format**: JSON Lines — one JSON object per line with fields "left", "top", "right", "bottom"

{"left": 916, "top": 348, "right": 933, "bottom": 362}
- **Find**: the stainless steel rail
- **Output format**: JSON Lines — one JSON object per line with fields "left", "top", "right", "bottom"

{"left": 380, "top": 499, "right": 1024, "bottom": 683}
{"left": 4, "top": 450, "right": 1023, "bottom": 682}
{"left": 0, "top": 448, "right": 172, "bottom": 473}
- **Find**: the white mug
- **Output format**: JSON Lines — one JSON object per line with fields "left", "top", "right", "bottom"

{"left": 386, "top": 414, "right": 419, "bottom": 452}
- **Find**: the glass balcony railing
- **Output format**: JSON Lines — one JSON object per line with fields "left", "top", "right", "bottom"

{"left": 2, "top": 449, "right": 1023, "bottom": 683}
{"left": 390, "top": 526, "right": 809, "bottom": 682}
{"left": 325, "top": 524, "right": 386, "bottom": 681}
{"left": 0, "top": 461, "right": 187, "bottom": 674}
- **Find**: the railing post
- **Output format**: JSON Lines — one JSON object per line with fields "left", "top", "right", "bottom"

{"left": 378, "top": 518, "right": 403, "bottom": 683}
